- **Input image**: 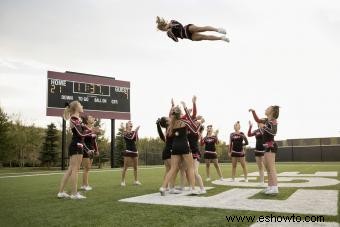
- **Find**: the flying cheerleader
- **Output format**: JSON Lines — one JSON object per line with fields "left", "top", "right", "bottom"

{"left": 156, "top": 16, "right": 230, "bottom": 43}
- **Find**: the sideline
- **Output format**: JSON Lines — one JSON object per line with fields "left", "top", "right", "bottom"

{"left": 0, "top": 166, "right": 164, "bottom": 179}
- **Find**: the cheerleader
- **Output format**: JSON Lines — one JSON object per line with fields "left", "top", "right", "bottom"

{"left": 228, "top": 121, "right": 249, "bottom": 182}
{"left": 201, "top": 125, "right": 223, "bottom": 181}
{"left": 159, "top": 102, "right": 199, "bottom": 196}
{"left": 156, "top": 16, "right": 230, "bottom": 43}
{"left": 81, "top": 115, "right": 99, "bottom": 191}
{"left": 248, "top": 121, "right": 265, "bottom": 185}
{"left": 249, "top": 106, "right": 280, "bottom": 194}
{"left": 192, "top": 123, "right": 206, "bottom": 194}
{"left": 121, "top": 121, "right": 141, "bottom": 186}
{"left": 57, "top": 101, "right": 94, "bottom": 199}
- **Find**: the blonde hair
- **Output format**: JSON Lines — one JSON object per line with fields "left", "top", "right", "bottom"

{"left": 63, "top": 101, "right": 81, "bottom": 120}
{"left": 167, "top": 106, "right": 181, "bottom": 136}
{"left": 156, "top": 16, "right": 168, "bottom": 31}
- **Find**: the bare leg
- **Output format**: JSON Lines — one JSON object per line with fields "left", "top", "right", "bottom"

{"left": 70, "top": 154, "right": 83, "bottom": 195}
{"left": 192, "top": 33, "right": 224, "bottom": 41}
{"left": 179, "top": 159, "right": 187, "bottom": 188}
{"left": 193, "top": 159, "right": 204, "bottom": 189}
{"left": 268, "top": 153, "right": 277, "bottom": 186}
{"left": 58, "top": 157, "right": 74, "bottom": 193}
{"left": 205, "top": 159, "right": 210, "bottom": 179}
{"left": 256, "top": 156, "right": 265, "bottom": 183}
{"left": 182, "top": 154, "right": 195, "bottom": 190}
{"left": 121, "top": 157, "right": 129, "bottom": 183}
{"left": 264, "top": 153, "right": 272, "bottom": 186}
{"left": 212, "top": 159, "right": 223, "bottom": 179}
{"left": 132, "top": 157, "right": 138, "bottom": 182}
{"left": 162, "top": 155, "right": 180, "bottom": 188}
{"left": 164, "top": 159, "right": 171, "bottom": 188}
{"left": 239, "top": 157, "right": 248, "bottom": 180}
{"left": 82, "top": 158, "right": 90, "bottom": 186}
{"left": 231, "top": 157, "right": 237, "bottom": 180}
{"left": 189, "top": 25, "right": 218, "bottom": 33}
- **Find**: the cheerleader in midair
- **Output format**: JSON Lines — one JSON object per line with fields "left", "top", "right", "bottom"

{"left": 81, "top": 115, "right": 99, "bottom": 191}
{"left": 228, "top": 121, "right": 249, "bottom": 182}
{"left": 249, "top": 106, "right": 280, "bottom": 194}
{"left": 248, "top": 121, "right": 265, "bottom": 185}
{"left": 156, "top": 16, "right": 230, "bottom": 43}
{"left": 201, "top": 125, "right": 223, "bottom": 181}
{"left": 121, "top": 121, "right": 141, "bottom": 186}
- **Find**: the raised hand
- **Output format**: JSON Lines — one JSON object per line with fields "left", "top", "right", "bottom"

{"left": 171, "top": 98, "right": 175, "bottom": 107}
{"left": 192, "top": 95, "right": 197, "bottom": 103}
{"left": 248, "top": 108, "right": 255, "bottom": 112}
{"left": 180, "top": 101, "right": 186, "bottom": 108}
{"left": 249, "top": 121, "right": 253, "bottom": 127}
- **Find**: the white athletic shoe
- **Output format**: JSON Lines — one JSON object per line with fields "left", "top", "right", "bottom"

{"left": 70, "top": 192, "right": 86, "bottom": 200}
{"left": 217, "top": 28, "right": 227, "bottom": 34}
{"left": 259, "top": 182, "right": 266, "bottom": 187}
{"left": 262, "top": 187, "right": 270, "bottom": 193}
{"left": 159, "top": 187, "right": 166, "bottom": 196}
{"left": 169, "top": 188, "right": 182, "bottom": 194}
{"left": 121, "top": 181, "right": 126, "bottom": 187}
{"left": 134, "top": 181, "right": 142, "bottom": 186}
{"left": 189, "top": 189, "right": 200, "bottom": 195}
{"left": 81, "top": 185, "right": 92, "bottom": 191}
{"left": 265, "top": 187, "right": 279, "bottom": 195}
{"left": 199, "top": 188, "right": 207, "bottom": 194}
{"left": 206, "top": 178, "right": 211, "bottom": 182}
{"left": 57, "top": 192, "right": 70, "bottom": 199}
{"left": 222, "top": 36, "right": 230, "bottom": 42}
{"left": 244, "top": 178, "right": 248, "bottom": 183}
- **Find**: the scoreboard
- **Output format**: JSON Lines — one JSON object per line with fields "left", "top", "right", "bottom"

{"left": 46, "top": 71, "right": 131, "bottom": 120}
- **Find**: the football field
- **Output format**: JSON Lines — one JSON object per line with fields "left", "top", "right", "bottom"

{"left": 0, "top": 162, "right": 339, "bottom": 227}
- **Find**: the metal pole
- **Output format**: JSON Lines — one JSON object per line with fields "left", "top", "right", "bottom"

{"left": 111, "top": 119, "right": 115, "bottom": 168}
{"left": 61, "top": 118, "right": 66, "bottom": 170}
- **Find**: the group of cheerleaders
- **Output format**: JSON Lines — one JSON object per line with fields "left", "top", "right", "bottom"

{"left": 56, "top": 97, "right": 279, "bottom": 199}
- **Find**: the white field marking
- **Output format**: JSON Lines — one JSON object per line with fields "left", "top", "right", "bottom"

{"left": 251, "top": 221, "right": 340, "bottom": 227}
{"left": 213, "top": 177, "right": 340, "bottom": 188}
{"left": 0, "top": 166, "right": 164, "bottom": 179}
{"left": 245, "top": 171, "right": 338, "bottom": 177}
{"left": 120, "top": 188, "right": 338, "bottom": 216}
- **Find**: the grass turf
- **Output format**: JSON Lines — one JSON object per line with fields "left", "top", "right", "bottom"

{"left": 0, "top": 162, "right": 339, "bottom": 227}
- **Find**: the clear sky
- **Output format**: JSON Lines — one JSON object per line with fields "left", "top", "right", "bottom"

{"left": 0, "top": 0, "right": 340, "bottom": 143}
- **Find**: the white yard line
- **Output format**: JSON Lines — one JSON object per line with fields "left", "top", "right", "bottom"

{"left": 0, "top": 166, "right": 164, "bottom": 179}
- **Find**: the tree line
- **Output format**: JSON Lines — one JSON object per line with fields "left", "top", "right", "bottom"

{"left": 0, "top": 107, "right": 230, "bottom": 168}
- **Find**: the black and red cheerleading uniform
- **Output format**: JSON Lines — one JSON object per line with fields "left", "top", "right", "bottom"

{"left": 182, "top": 102, "right": 201, "bottom": 160}
{"left": 83, "top": 126, "right": 99, "bottom": 159}
{"left": 229, "top": 132, "right": 248, "bottom": 157}
{"left": 248, "top": 126, "right": 264, "bottom": 157}
{"left": 201, "top": 135, "right": 219, "bottom": 160}
{"left": 250, "top": 110, "right": 278, "bottom": 153}
{"left": 157, "top": 121, "right": 173, "bottom": 160}
{"left": 123, "top": 131, "right": 138, "bottom": 157}
{"left": 167, "top": 20, "right": 193, "bottom": 42}
{"left": 69, "top": 116, "right": 93, "bottom": 156}
{"left": 171, "top": 107, "right": 200, "bottom": 155}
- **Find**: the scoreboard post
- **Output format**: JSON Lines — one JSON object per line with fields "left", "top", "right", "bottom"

{"left": 46, "top": 71, "right": 131, "bottom": 169}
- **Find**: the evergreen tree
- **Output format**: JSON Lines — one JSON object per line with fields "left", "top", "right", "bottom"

{"left": 40, "top": 123, "right": 59, "bottom": 168}
{"left": 114, "top": 126, "right": 125, "bottom": 167}
{"left": 0, "top": 107, "right": 11, "bottom": 165}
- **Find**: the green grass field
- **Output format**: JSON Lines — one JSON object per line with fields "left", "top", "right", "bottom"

{"left": 0, "top": 162, "right": 339, "bottom": 227}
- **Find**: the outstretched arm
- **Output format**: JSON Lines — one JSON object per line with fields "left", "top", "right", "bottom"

{"left": 242, "top": 133, "right": 249, "bottom": 146}
{"left": 192, "top": 96, "right": 197, "bottom": 118}
{"left": 156, "top": 120, "right": 166, "bottom": 142}
{"left": 249, "top": 109, "right": 265, "bottom": 123}
{"left": 247, "top": 121, "right": 256, "bottom": 137}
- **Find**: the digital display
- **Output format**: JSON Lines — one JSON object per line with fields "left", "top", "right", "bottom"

{"left": 46, "top": 71, "right": 131, "bottom": 120}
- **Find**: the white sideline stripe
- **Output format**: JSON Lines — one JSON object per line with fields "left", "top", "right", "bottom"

{"left": 250, "top": 221, "right": 339, "bottom": 227}
{"left": 245, "top": 171, "right": 338, "bottom": 177}
{"left": 0, "top": 166, "right": 163, "bottom": 179}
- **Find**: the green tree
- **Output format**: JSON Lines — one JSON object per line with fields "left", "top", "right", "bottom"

{"left": 40, "top": 123, "right": 59, "bottom": 168}
{"left": 114, "top": 126, "right": 125, "bottom": 167}
{"left": 0, "top": 107, "right": 11, "bottom": 166}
